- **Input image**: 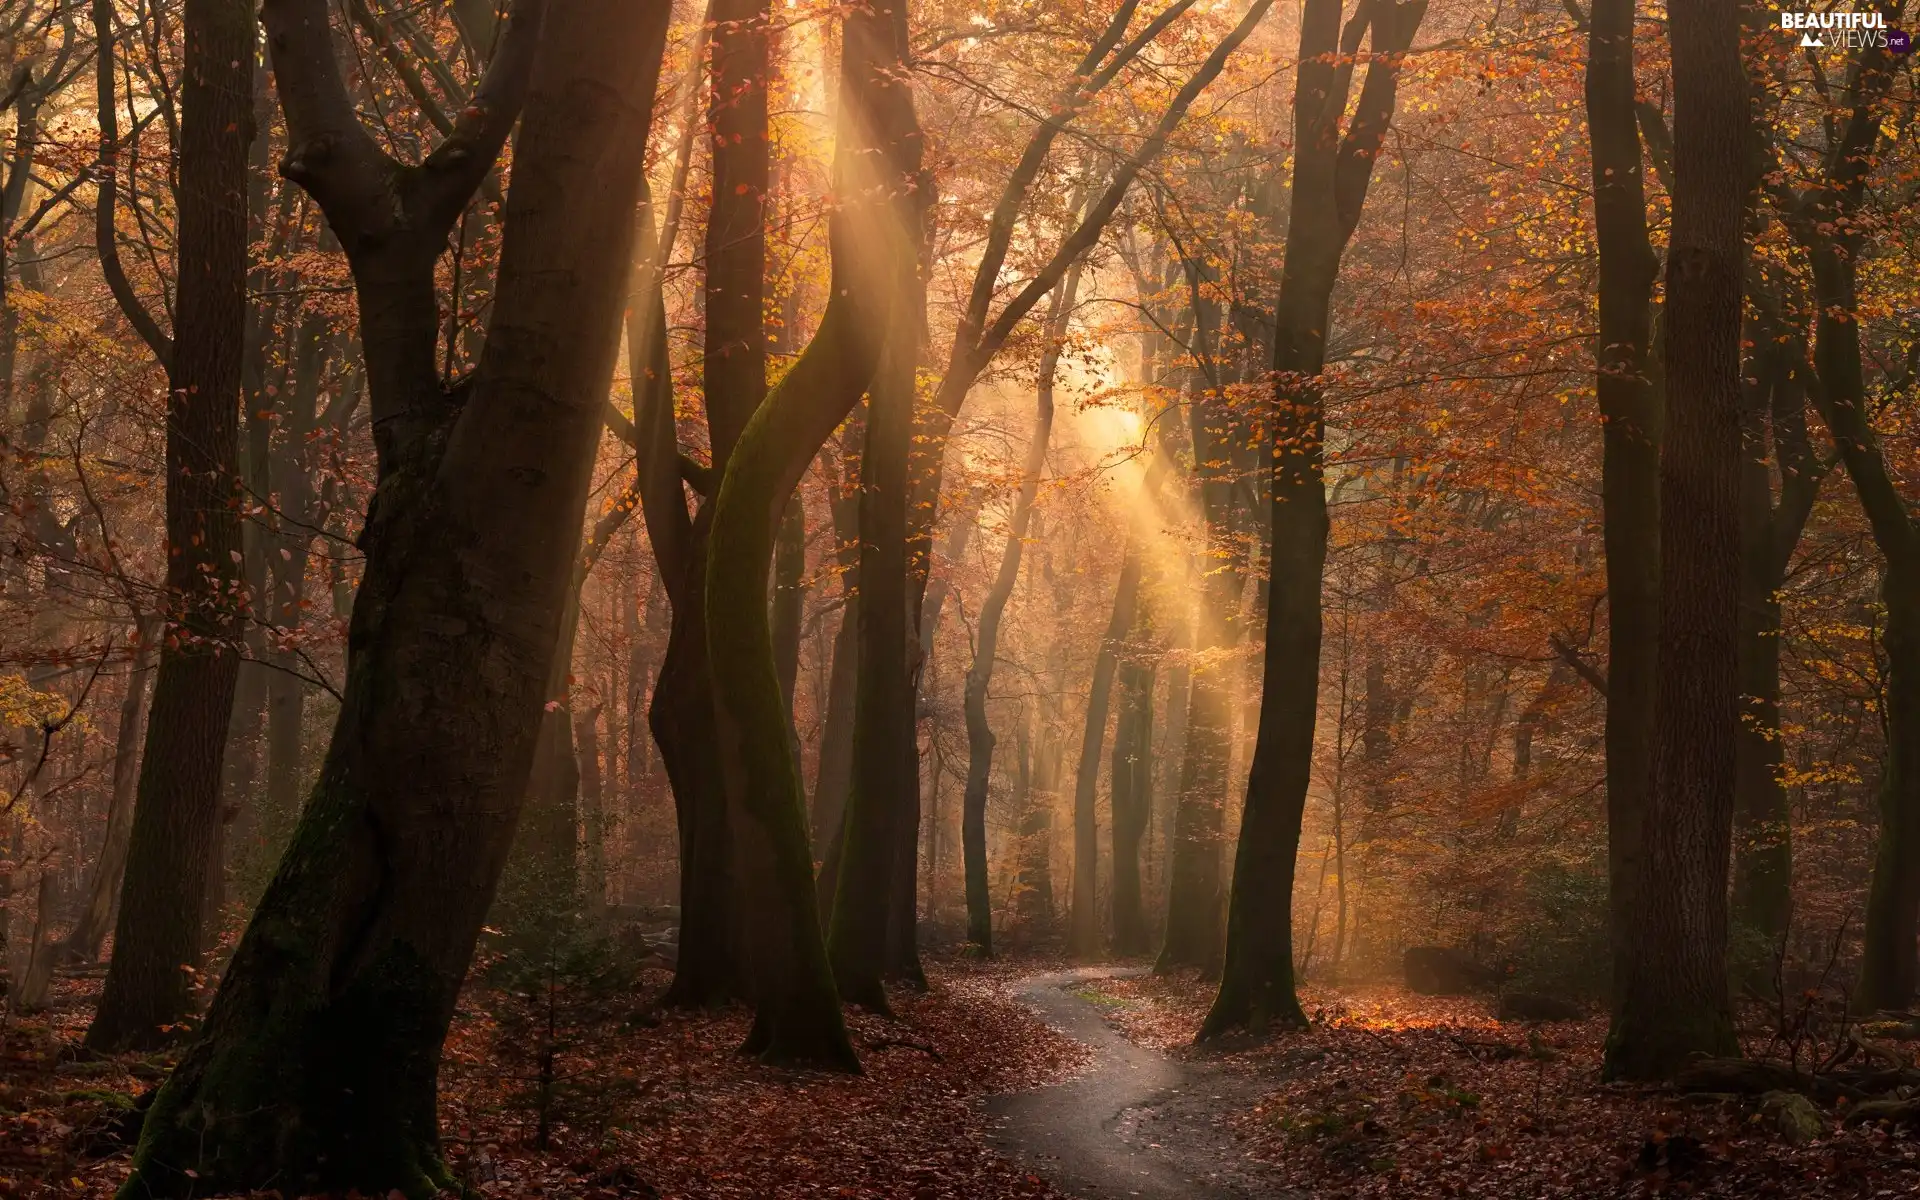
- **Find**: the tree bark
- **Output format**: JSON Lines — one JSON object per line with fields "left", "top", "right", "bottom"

{"left": 706, "top": 0, "right": 922, "bottom": 1066}
{"left": 811, "top": 417, "right": 863, "bottom": 870}
{"left": 119, "top": 2, "right": 670, "bottom": 1192}
{"left": 1201, "top": 0, "right": 1424, "bottom": 1037}
{"left": 1604, "top": 0, "right": 1747, "bottom": 1081}
{"left": 1110, "top": 607, "right": 1156, "bottom": 956}
{"left": 1584, "top": 0, "right": 1664, "bottom": 1046}
{"left": 825, "top": 0, "right": 933, "bottom": 1011}
{"left": 1068, "top": 549, "right": 1142, "bottom": 958}
{"left": 87, "top": 0, "right": 256, "bottom": 1053}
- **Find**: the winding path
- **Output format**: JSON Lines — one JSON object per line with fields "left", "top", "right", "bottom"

{"left": 985, "top": 967, "right": 1292, "bottom": 1199}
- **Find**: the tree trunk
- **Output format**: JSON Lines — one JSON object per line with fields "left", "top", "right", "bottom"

{"left": 1760, "top": 38, "right": 1920, "bottom": 1012}
{"left": 1157, "top": 265, "right": 1239, "bottom": 977}
{"left": 1203, "top": 0, "right": 1423, "bottom": 1036}
{"left": 577, "top": 704, "right": 607, "bottom": 917}
{"left": 811, "top": 416, "right": 863, "bottom": 872}
{"left": 1584, "top": 0, "right": 1664, "bottom": 1044}
{"left": 87, "top": 0, "right": 255, "bottom": 1053}
{"left": 956, "top": 274, "right": 1077, "bottom": 955}
{"left": 1069, "top": 527, "right": 1145, "bottom": 958}
{"left": 829, "top": 306, "right": 920, "bottom": 1010}
{"left": 1110, "top": 613, "right": 1155, "bottom": 956}
{"left": 1732, "top": 348, "right": 1811, "bottom": 947}
{"left": 119, "top": 3, "right": 671, "bottom": 1192}
{"left": 61, "top": 620, "right": 157, "bottom": 963}
{"left": 706, "top": 0, "right": 922, "bottom": 1066}
{"left": 1862, "top": 587, "right": 1920, "bottom": 1008}
{"left": 652, "top": 570, "right": 743, "bottom": 1005}
{"left": 1604, "top": 0, "right": 1746, "bottom": 1080}
{"left": 773, "top": 494, "right": 807, "bottom": 719}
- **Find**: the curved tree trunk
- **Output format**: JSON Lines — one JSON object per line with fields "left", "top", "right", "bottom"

{"left": 119, "top": 4, "right": 670, "bottom": 1193}
{"left": 87, "top": 0, "right": 254, "bottom": 1053}
{"left": 1202, "top": 0, "right": 1424, "bottom": 1037}
{"left": 706, "top": 0, "right": 922, "bottom": 1066}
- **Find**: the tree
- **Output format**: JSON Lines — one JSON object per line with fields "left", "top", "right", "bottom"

{"left": 1202, "top": 0, "right": 1426, "bottom": 1038}
{"left": 1757, "top": 31, "right": 1920, "bottom": 1011}
{"left": 1604, "top": 0, "right": 1747, "bottom": 1081}
{"left": 118, "top": 0, "right": 675, "bottom": 1190}
{"left": 705, "top": 0, "right": 924, "bottom": 1066}
{"left": 956, "top": 258, "right": 1084, "bottom": 956}
{"left": 1581, "top": 0, "right": 1663, "bottom": 1046}
{"left": 828, "top": 112, "right": 937, "bottom": 1002}
{"left": 86, "top": 0, "right": 255, "bottom": 1053}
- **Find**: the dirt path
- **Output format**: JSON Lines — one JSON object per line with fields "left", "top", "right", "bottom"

{"left": 985, "top": 967, "right": 1293, "bottom": 1199}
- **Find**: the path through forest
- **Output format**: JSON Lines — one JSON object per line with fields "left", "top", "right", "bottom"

{"left": 987, "top": 968, "right": 1292, "bottom": 1198}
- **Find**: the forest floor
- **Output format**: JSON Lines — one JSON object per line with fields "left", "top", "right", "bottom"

{"left": 5, "top": 952, "right": 1920, "bottom": 1198}
{"left": 1060, "top": 967, "right": 1920, "bottom": 1198}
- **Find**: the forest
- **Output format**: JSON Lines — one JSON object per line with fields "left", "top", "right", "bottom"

{"left": 2, "top": 0, "right": 1919, "bottom": 1195}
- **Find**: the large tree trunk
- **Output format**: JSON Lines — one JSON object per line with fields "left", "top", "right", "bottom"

{"left": 120, "top": 3, "right": 670, "bottom": 1193}
{"left": 1863, "top": 589, "right": 1920, "bottom": 1008}
{"left": 706, "top": 0, "right": 922, "bottom": 1067}
{"left": 651, "top": 569, "right": 743, "bottom": 1005}
{"left": 1201, "top": 0, "right": 1424, "bottom": 1037}
{"left": 1583, "top": 0, "right": 1664, "bottom": 1047}
{"left": 86, "top": 0, "right": 255, "bottom": 1053}
{"left": 828, "top": 281, "right": 923, "bottom": 1010}
{"left": 1604, "top": 0, "right": 1746, "bottom": 1081}
{"left": 60, "top": 619, "right": 157, "bottom": 963}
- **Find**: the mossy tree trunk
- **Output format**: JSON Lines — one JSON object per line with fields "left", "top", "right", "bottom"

{"left": 87, "top": 0, "right": 254, "bottom": 1054}
{"left": 1604, "top": 0, "right": 1747, "bottom": 1081}
{"left": 706, "top": 0, "right": 923, "bottom": 1066}
{"left": 1201, "top": 0, "right": 1424, "bottom": 1038}
{"left": 117, "top": 3, "right": 671, "bottom": 1194}
{"left": 829, "top": 271, "right": 925, "bottom": 1010}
